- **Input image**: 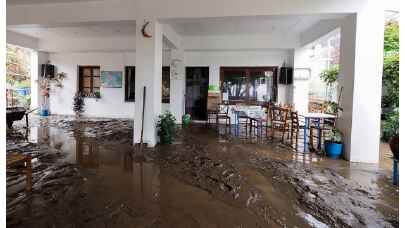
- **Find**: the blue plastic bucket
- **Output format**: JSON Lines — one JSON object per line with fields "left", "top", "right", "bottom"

{"left": 393, "top": 159, "right": 399, "bottom": 185}
{"left": 325, "top": 141, "right": 343, "bottom": 159}
{"left": 40, "top": 109, "right": 49, "bottom": 116}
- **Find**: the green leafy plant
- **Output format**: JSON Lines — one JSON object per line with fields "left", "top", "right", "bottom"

{"left": 381, "top": 21, "right": 399, "bottom": 141}
{"left": 320, "top": 65, "right": 339, "bottom": 86}
{"left": 324, "top": 101, "right": 342, "bottom": 114}
{"left": 382, "top": 109, "right": 399, "bottom": 141}
{"left": 157, "top": 111, "right": 176, "bottom": 144}
{"left": 94, "top": 91, "right": 101, "bottom": 98}
{"left": 73, "top": 92, "right": 85, "bottom": 114}
{"left": 325, "top": 128, "right": 343, "bottom": 144}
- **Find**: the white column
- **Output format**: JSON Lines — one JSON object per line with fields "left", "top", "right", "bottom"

{"left": 37, "top": 51, "right": 49, "bottom": 113}
{"left": 169, "top": 48, "right": 185, "bottom": 124}
{"left": 337, "top": 4, "right": 384, "bottom": 163}
{"left": 30, "top": 51, "right": 39, "bottom": 110}
{"left": 134, "top": 19, "right": 163, "bottom": 147}
{"left": 293, "top": 47, "right": 310, "bottom": 113}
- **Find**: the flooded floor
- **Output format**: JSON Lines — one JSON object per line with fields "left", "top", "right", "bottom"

{"left": 6, "top": 115, "right": 399, "bottom": 227}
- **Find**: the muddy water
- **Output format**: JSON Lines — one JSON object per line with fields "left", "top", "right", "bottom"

{"left": 6, "top": 117, "right": 398, "bottom": 227}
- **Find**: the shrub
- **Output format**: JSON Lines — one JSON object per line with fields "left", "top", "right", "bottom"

{"left": 381, "top": 21, "right": 399, "bottom": 141}
{"left": 157, "top": 111, "right": 176, "bottom": 144}
{"left": 73, "top": 92, "right": 85, "bottom": 114}
{"left": 382, "top": 109, "right": 399, "bottom": 141}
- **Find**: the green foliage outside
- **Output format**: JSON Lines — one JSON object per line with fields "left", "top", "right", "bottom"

{"left": 157, "top": 111, "right": 176, "bottom": 144}
{"left": 320, "top": 65, "right": 339, "bottom": 86}
{"left": 320, "top": 65, "right": 341, "bottom": 115}
{"left": 6, "top": 45, "right": 32, "bottom": 108}
{"left": 381, "top": 21, "right": 399, "bottom": 141}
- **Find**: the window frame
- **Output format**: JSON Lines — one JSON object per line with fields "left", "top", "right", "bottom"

{"left": 220, "top": 66, "right": 278, "bottom": 104}
{"left": 162, "top": 66, "right": 170, "bottom": 103}
{"left": 124, "top": 66, "right": 136, "bottom": 102}
{"left": 78, "top": 65, "right": 100, "bottom": 97}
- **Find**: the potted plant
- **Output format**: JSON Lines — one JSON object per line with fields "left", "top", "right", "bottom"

{"left": 182, "top": 113, "right": 191, "bottom": 127}
{"left": 324, "top": 128, "right": 343, "bottom": 159}
{"left": 320, "top": 65, "right": 342, "bottom": 114}
{"left": 73, "top": 92, "right": 85, "bottom": 117}
{"left": 157, "top": 111, "right": 176, "bottom": 144}
{"left": 94, "top": 91, "right": 101, "bottom": 99}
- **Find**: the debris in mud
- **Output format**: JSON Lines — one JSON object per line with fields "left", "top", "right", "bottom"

{"left": 250, "top": 157, "right": 398, "bottom": 228}
{"left": 6, "top": 142, "right": 83, "bottom": 227}
{"left": 14, "top": 115, "right": 133, "bottom": 143}
{"left": 148, "top": 142, "right": 289, "bottom": 227}
{"left": 6, "top": 116, "right": 399, "bottom": 228}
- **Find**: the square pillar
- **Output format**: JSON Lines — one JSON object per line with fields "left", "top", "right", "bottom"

{"left": 133, "top": 19, "right": 163, "bottom": 147}
{"left": 30, "top": 51, "right": 39, "bottom": 110}
{"left": 337, "top": 5, "right": 384, "bottom": 163}
{"left": 169, "top": 48, "right": 185, "bottom": 124}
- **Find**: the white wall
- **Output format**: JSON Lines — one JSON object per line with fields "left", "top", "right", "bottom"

{"left": 184, "top": 49, "right": 294, "bottom": 103}
{"left": 48, "top": 51, "right": 170, "bottom": 118}
{"left": 43, "top": 48, "right": 294, "bottom": 117}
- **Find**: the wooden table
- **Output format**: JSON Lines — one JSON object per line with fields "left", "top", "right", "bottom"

{"left": 301, "top": 112, "right": 336, "bottom": 153}
{"left": 7, "top": 153, "right": 32, "bottom": 191}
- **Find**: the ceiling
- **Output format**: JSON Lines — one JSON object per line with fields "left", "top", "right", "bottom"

{"left": 8, "top": 21, "right": 137, "bottom": 39}
{"left": 7, "top": 0, "right": 100, "bottom": 5}
{"left": 8, "top": 14, "right": 348, "bottom": 40}
{"left": 163, "top": 14, "right": 347, "bottom": 36}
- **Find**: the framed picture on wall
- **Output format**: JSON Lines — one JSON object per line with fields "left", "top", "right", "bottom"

{"left": 101, "top": 71, "right": 123, "bottom": 88}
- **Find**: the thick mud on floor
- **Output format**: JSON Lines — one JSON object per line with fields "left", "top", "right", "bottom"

{"left": 6, "top": 115, "right": 398, "bottom": 227}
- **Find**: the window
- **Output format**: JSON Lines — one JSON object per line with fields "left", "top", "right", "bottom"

{"left": 125, "top": 66, "right": 136, "bottom": 102}
{"left": 162, "top": 66, "right": 170, "bottom": 103}
{"left": 78, "top": 66, "right": 100, "bottom": 97}
{"left": 124, "top": 66, "right": 170, "bottom": 102}
{"left": 220, "top": 67, "right": 277, "bottom": 103}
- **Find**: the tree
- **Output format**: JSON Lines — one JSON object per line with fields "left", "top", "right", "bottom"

{"left": 381, "top": 20, "right": 399, "bottom": 141}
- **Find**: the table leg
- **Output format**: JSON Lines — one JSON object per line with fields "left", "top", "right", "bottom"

{"left": 25, "top": 114, "right": 29, "bottom": 128}
{"left": 259, "top": 120, "right": 262, "bottom": 138}
{"left": 304, "top": 117, "right": 309, "bottom": 153}
{"left": 235, "top": 113, "right": 239, "bottom": 136}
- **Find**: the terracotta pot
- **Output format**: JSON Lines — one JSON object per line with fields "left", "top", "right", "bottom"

{"left": 389, "top": 134, "right": 399, "bottom": 160}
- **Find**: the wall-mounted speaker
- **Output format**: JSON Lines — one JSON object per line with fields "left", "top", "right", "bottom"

{"left": 41, "top": 64, "right": 55, "bottom": 78}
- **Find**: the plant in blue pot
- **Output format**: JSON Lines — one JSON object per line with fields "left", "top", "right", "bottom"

{"left": 324, "top": 128, "right": 343, "bottom": 159}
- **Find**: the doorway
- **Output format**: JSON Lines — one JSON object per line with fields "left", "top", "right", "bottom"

{"left": 185, "top": 67, "right": 209, "bottom": 121}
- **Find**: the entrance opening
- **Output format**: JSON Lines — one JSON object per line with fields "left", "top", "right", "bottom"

{"left": 185, "top": 67, "right": 209, "bottom": 121}
{"left": 6, "top": 44, "right": 33, "bottom": 108}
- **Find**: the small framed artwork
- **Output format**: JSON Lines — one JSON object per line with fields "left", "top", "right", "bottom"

{"left": 101, "top": 71, "right": 123, "bottom": 88}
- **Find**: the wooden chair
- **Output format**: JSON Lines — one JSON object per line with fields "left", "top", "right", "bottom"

{"left": 308, "top": 101, "right": 326, "bottom": 113}
{"left": 235, "top": 110, "right": 251, "bottom": 138}
{"left": 7, "top": 153, "right": 32, "bottom": 191}
{"left": 206, "top": 104, "right": 220, "bottom": 126}
{"left": 216, "top": 104, "right": 231, "bottom": 129}
{"left": 267, "top": 106, "right": 289, "bottom": 142}
{"left": 290, "top": 111, "right": 317, "bottom": 151}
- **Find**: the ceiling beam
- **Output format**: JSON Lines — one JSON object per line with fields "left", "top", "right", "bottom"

{"left": 7, "top": 0, "right": 368, "bottom": 26}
